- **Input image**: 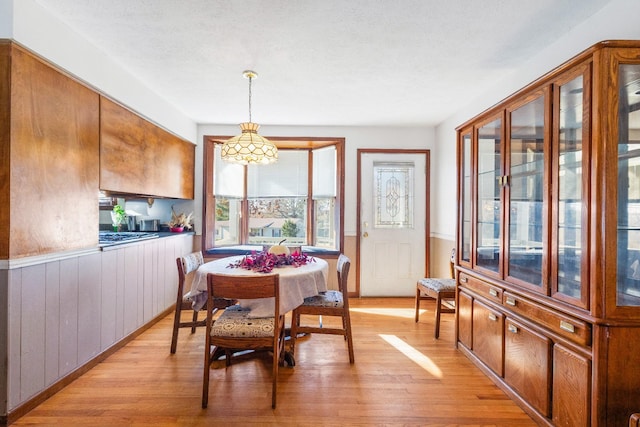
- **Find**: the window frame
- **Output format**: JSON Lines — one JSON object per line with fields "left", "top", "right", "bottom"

{"left": 202, "top": 136, "right": 345, "bottom": 256}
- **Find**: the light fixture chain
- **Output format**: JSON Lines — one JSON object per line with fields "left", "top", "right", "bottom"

{"left": 248, "top": 74, "right": 252, "bottom": 123}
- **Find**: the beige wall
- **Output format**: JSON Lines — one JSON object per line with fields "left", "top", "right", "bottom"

{"left": 430, "top": 236, "right": 455, "bottom": 278}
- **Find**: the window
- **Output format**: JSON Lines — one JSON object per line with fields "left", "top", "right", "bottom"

{"left": 203, "top": 137, "right": 344, "bottom": 254}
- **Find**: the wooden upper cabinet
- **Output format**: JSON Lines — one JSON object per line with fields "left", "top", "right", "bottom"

{"left": 6, "top": 43, "right": 100, "bottom": 258}
{"left": 100, "top": 97, "right": 195, "bottom": 199}
{"left": 0, "top": 42, "right": 11, "bottom": 258}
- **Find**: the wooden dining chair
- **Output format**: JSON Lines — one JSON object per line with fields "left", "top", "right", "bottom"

{"left": 414, "top": 248, "right": 456, "bottom": 339}
{"left": 289, "top": 254, "right": 355, "bottom": 364}
{"left": 171, "top": 251, "right": 207, "bottom": 354}
{"left": 202, "top": 273, "right": 285, "bottom": 409}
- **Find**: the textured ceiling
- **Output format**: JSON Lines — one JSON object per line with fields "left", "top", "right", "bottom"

{"left": 34, "top": 0, "right": 611, "bottom": 127}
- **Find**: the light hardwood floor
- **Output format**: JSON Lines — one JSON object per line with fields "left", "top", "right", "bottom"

{"left": 14, "top": 298, "right": 536, "bottom": 426}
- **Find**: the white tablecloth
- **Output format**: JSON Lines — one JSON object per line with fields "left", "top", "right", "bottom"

{"left": 188, "top": 255, "right": 329, "bottom": 318}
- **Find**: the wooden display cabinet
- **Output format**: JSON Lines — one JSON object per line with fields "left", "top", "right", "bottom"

{"left": 456, "top": 40, "right": 640, "bottom": 426}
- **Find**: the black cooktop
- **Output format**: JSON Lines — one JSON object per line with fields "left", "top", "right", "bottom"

{"left": 99, "top": 231, "right": 159, "bottom": 245}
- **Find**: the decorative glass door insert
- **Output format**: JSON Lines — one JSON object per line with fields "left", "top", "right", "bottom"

{"left": 373, "top": 162, "right": 414, "bottom": 228}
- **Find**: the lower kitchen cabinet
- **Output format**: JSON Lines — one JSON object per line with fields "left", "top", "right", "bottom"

{"left": 472, "top": 300, "right": 504, "bottom": 376}
{"left": 552, "top": 344, "right": 591, "bottom": 427}
{"left": 504, "top": 317, "right": 551, "bottom": 417}
{"left": 3, "top": 233, "right": 194, "bottom": 419}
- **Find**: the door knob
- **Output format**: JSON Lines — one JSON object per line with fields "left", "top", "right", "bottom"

{"left": 363, "top": 232, "right": 369, "bottom": 238}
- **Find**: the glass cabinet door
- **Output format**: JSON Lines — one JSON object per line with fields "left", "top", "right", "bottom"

{"left": 476, "top": 117, "right": 503, "bottom": 275}
{"left": 552, "top": 70, "right": 588, "bottom": 307}
{"left": 617, "top": 63, "right": 640, "bottom": 306}
{"left": 460, "top": 131, "right": 472, "bottom": 266}
{"left": 507, "top": 94, "right": 546, "bottom": 289}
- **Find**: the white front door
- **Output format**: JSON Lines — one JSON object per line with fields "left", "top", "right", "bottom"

{"left": 358, "top": 150, "right": 429, "bottom": 296}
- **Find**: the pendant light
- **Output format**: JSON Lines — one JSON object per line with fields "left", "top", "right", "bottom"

{"left": 221, "top": 70, "right": 278, "bottom": 165}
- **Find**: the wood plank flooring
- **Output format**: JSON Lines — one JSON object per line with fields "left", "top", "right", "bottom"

{"left": 14, "top": 298, "right": 536, "bottom": 426}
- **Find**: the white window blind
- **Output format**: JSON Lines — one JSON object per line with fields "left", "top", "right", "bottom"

{"left": 247, "top": 150, "right": 308, "bottom": 197}
{"left": 214, "top": 144, "right": 244, "bottom": 197}
{"left": 313, "top": 146, "right": 336, "bottom": 198}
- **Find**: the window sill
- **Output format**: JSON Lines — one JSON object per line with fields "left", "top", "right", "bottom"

{"left": 205, "top": 245, "right": 340, "bottom": 257}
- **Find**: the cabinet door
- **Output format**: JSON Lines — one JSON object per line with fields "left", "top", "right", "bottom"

{"left": 614, "top": 59, "right": 640, "bottom": 309}
{"left": 551, "top": 63, "right": 590, "bottom": 309}
{"left": 504, "top": 318, "right": 551, "bottom": 417}
{"left": 505, "top": 91, "right": 549, "bottom": 292}
{"left": 472, "top": 300, "right": 504, "bottom": 376}
{"left": 552, "top": 344, "right": 591, "bottom": 426}
{"left": 457, "top": 290, "right": 473, "bottom": 349}
{"left": 475, "top": 115, "right": 504, "bottom": 277}
{"left": 100, "top": 97, "right": 195, "bottom": 199}
{"left": 458, "top": 128, "right": 473, "bottom": 268}
{"left": 10, "top": 44, "right": 100, "bottom": 257}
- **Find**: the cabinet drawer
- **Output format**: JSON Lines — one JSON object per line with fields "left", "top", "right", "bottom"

{"left": 458, "top": 273, "right": 503, "bottom": 303}
{"left": 503, "top": 291, "right": 591, "bottom": 347}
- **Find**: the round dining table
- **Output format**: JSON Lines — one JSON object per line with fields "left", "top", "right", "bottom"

{"left": 188, "top": 255, "right": 329, "bottom": 317}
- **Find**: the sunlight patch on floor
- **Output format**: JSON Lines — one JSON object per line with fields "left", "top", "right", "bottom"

{"left": 379, "top": 334, "right": 443, "bottom": 378}
{"left": 350, "top": 307, "right": 425, "bottom": 319}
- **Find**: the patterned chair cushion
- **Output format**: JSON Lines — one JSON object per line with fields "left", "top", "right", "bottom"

{"left": 211, "top": 305, "right": 274, "bottom": 338}
{"left": 417, "top": 278, "right": 456, "bottom": 292}
{"left": 302, "top": 290, "right": 344, "bottom": 308}
{"left": 182, "top": 252, "right": 204, "bottom": 275}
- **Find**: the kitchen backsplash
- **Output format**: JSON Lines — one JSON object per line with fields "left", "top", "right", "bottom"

{"left": 99, "top": 198, "right": 195, "bottom": 231}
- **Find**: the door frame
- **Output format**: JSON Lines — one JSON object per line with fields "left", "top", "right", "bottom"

{"left": 356, "top": 148, "right": 430, "bottom": 296}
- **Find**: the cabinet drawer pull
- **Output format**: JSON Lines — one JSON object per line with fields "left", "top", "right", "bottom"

{"left": 489, "top": 288, "right": 499, "bottom": 297}
{"left": 505, "top": 296, "right": 517, "bottom": 306}
{"left": 508, "top": 324, "right": 518, "bottom": 334}
{"left": 488, "top": 313, "right": 498, "bottom": 322}
{"left": 459, "top": 276, "right": 468, "bottom": 283}
{"left": 559, "top": 320, "right": 575, "bottom": 333}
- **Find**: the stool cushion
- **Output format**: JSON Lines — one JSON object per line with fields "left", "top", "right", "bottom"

{"left": 417, "top": 278, "right": 456, "bottom": 292}
{"left": 302, "top": 290, "right": 344, "bottom": 308}
{"left": 211, "top": 305, "right": 274, "bottom": 338}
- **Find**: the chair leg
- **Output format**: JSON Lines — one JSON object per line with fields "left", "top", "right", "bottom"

{"left": 202, "top": 339, "right": 211, "bottom": 408}
{"left": 191, "top": 309, "right": 199, "bottom": 334}
{"left": 434, "top": 292, "right": 443, "bottom": 339}
{"left": 272, "top": 337, "right": 279, "bottom": 409}
{"left": 415, "top": 287, "right": 421, "bottom": 322}
{"left": 289, "top": 309, "right": 300, "bottom": 358}
{"left": 344, "top": 312, "right": 355, "bottom": 364}
{"left": 170, "top": 304, "right": 182, "bottom": 354}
